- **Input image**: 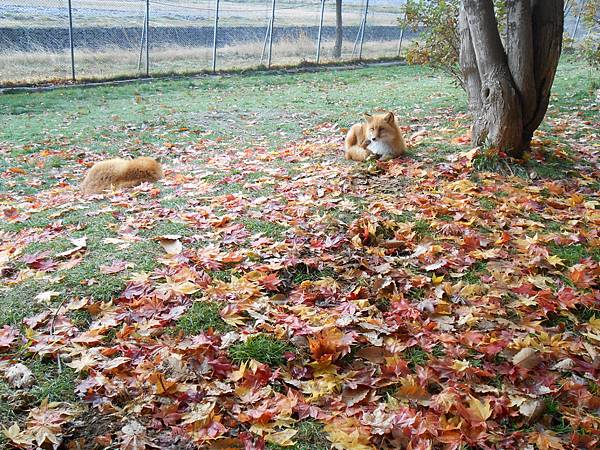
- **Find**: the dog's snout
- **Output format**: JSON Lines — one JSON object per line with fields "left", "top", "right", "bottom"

{"left": 371, "top": 137, "right": 377, "bottom": 141}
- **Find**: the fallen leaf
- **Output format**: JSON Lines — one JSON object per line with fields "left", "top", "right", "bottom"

{"left": 155, "top": 235, "right": 183, "bottom": 255}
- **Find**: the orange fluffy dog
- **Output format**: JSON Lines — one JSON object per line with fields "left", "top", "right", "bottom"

{"left": 80, "top": 157, "right": 163, "bottom": 195}
{"left": 344, "top": 111, "right": 406, "bottom": 162}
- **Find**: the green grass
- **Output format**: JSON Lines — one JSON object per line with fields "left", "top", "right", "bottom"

{"left": 0, "top": 359, "right": 77, "bottom": 427}
{"left": 291, "top": 265, "right": 336, "bottom": 284}
{"left": 462, "top": 262, "right": 489, "bottom": 284}
{"left": 0, "top": 280, "right": 47, "bottom": 327}
{"left": 139, "top": 219, "right": 192, "bottom": 238}
{"left": 175, "top": 301, "right": 231, "bottom": 334}
{"left": 267, "top": 420, "right": 330, "bottom": 450}
{"left": 1, "top": 212, "right": 163, "bottom": 327}
{"left": 229, "top": 334, "right": 293, "bottom": 367}
{"left": 412, "top": 220, "right": 432, "bottom": 238}
{"left": 241, "top": 218, "right": 289, "bottom": 239}
{"left": 548, "top": 243, "right": 600, "bottom": 267}
{"left": 402, "top": 346, "right": 430, "bottom": 369}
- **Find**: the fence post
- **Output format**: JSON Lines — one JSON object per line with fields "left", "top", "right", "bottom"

{"left": 212, "top": 0, "right": 220, "bottom": 72}
{"left": 260, "top": 20, "right": 270, "bottom": 65}
{"left": 67, "top": 0, "right": 75, "bottom": 81}
{"left": 145, "top": 0, "right": 150, "bottom": 76}
{"left": 315, "top": 0, "right": 326, "bottom": 64}
{"left": 138, "top": 5, "right": 147, "bottom": 71}
{"left": 267, "top": 0, "right": 276, "bottom": 68}
{"left": 358, "top": 0, "right": 369, "bottom": 60}
{"left": 397, "top": 5, "right": 408, "bottom": 57}
{"left": 571, "top": 0, "right": 583, "bottom": 40}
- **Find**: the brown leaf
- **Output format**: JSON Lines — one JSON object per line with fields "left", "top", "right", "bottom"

{"left": 512, "top": 347, "right": 540, "bottom": 369}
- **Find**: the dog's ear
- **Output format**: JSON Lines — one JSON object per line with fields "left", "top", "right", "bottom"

{"left": 363, "top": 112, "right": 373, "bottom": 122}
{"left": 384, "top": 112, "right": 395, "bottom": 124}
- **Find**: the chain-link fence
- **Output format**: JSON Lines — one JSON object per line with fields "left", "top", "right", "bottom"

{"left": 0, "top": 0, "right": 415, "bottom": 86}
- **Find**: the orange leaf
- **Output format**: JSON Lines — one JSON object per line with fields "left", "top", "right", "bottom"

{"left": 308, "top": 328, "right": 354, "bottom": 363}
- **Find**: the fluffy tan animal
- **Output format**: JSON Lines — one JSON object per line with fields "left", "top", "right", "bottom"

{"left": 80, "top": 157, "right": 163, "bottom": 195}
{"left": 344, "top": 111, "right": 407, "bottom": 162}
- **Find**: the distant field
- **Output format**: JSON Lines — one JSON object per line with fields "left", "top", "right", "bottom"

{"left": 0, "top": 37, "right": 409, "bottom": 84}
{"left": 0, "top": 0, "right": 402, "bottom": 28}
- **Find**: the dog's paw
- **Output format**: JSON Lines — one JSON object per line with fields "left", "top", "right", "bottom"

{"left": 360, "top": 139, "right": 372, "bottom": 149}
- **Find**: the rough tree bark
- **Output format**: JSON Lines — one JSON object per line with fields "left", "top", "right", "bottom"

{"left": 334, "top": 0, "right": 343, "bottom": 58}
{"left": 460, "top": 0, "right": 564, "bottom": 158}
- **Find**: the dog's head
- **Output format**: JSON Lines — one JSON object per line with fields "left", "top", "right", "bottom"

{"left": 364, "top": 112, "right": 397, "bottom": 143}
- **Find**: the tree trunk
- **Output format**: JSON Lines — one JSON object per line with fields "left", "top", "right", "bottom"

{"left": 459, "top": 0, "right": 564, "bottom": 158}
{"left": 334, "top": 0, "right": 343, "bottom": 58}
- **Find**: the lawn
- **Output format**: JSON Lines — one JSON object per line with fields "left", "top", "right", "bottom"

{"left": 0, "top": 60, "right": 599, "bottom": 449}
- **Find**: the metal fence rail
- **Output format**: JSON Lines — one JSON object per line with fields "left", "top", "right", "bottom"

{"left": 0, "top": 0, "right": 412, "bottom": 85}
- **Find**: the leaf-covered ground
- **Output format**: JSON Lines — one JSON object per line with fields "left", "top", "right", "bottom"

{"left": 1, "top": 61, "right": 599, "bottom": 450}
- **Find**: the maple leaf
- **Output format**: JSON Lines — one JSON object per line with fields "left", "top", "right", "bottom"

{"left": 512, "top": 347, "right": 540, "bottom": 369}
{"left": 17, "top": 398, "right": 75, "bottom": 449}
{"left": 55, "top": 237, "right": 87, "bottom": 258}
{"left": 120, "top": 420, "right": 156, "bottom": 450}
{"left": 182, "top": 401, "right": 217, "bottom": 427}
{"left": 462, "top": 395, "right": 493, "bottom": 423}
{"left": 259, "top": 273, "right": 283, "bottom": 291}
{"left": 220, "top": 303, "right": 247, "bottom": 327}
{"left": 546, "top": 254, "right": 565, "bottom": 267}
{"left": 308, "top": 328, "right": 354, "bottom": 363}
{"left": 324, "top": 417, "right": 374, "bottom": 450}
{"left": 162, "top": 277, "right": 201, "bottom": 295}
{"left": 155, "top": 234, "right": 183, "bottom": 255}
{"left": 5, "top": 363, "right": 35, "bottom": 388}
{"left": 147, "top": 372, "right": 178, "bottom": 396}
{"left": 396, "top": 375, "right": 431, "bottom": 404}
{"left": 529, "top": 430, "right": 565, "bottom": 450}
{"left": 264, "top": 428, "right": 298, "bottom": 447}
{"left": 100, "top": 259, "right": 131, "bottom": 274}
{"left": 342, "top": 385, "right": 371, "bottom": 407}
{"left": 301, "top": 372, "right": 341, "bottom": 401}
{"left": 0, "top": 325, "right": 21, "bottom": 350}
{"left": 66, "top": 350, "right": 101, "bottom": 372}
{"left": 3, "top": 424, "right": 32, "bottom": 447}
{"left": 34, "top": 290, "right": 61, "bottom": 303}
{"left": 568, "top": 264, "right": 595, "bottom": 288}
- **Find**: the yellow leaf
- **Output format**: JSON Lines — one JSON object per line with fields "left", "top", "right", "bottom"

{"left": 165, "top": 279, "right": 201, "bottom": 295}
{"left": 466, "top": 396, "right": 492, "bottom": 422}
{"left": 301, "top": 373, "right": 341, "bottom": 401}
{"left": 546, "top": 255, "right": 565, "bottom": 267}
{"left": 181, "top": 401, "right": 215, "bottom": 426}
{"left": 589, "top": 315, "right": 600, "bottom": 332}
{"left": 432, "top": 273, "right": 444, "bottom": 285}
{"left": 450, "top": 359, "right": 470, "bottom": 372}
{"left": 230, "top": 361, "right": 247, "bottom": 382}
{"left": 264, "top": 428, "right": 298, "bottom": 447}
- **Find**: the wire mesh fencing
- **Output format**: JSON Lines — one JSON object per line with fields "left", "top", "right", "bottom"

{"left": 0, "top": 0, "right": 414, "bottom": 86}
